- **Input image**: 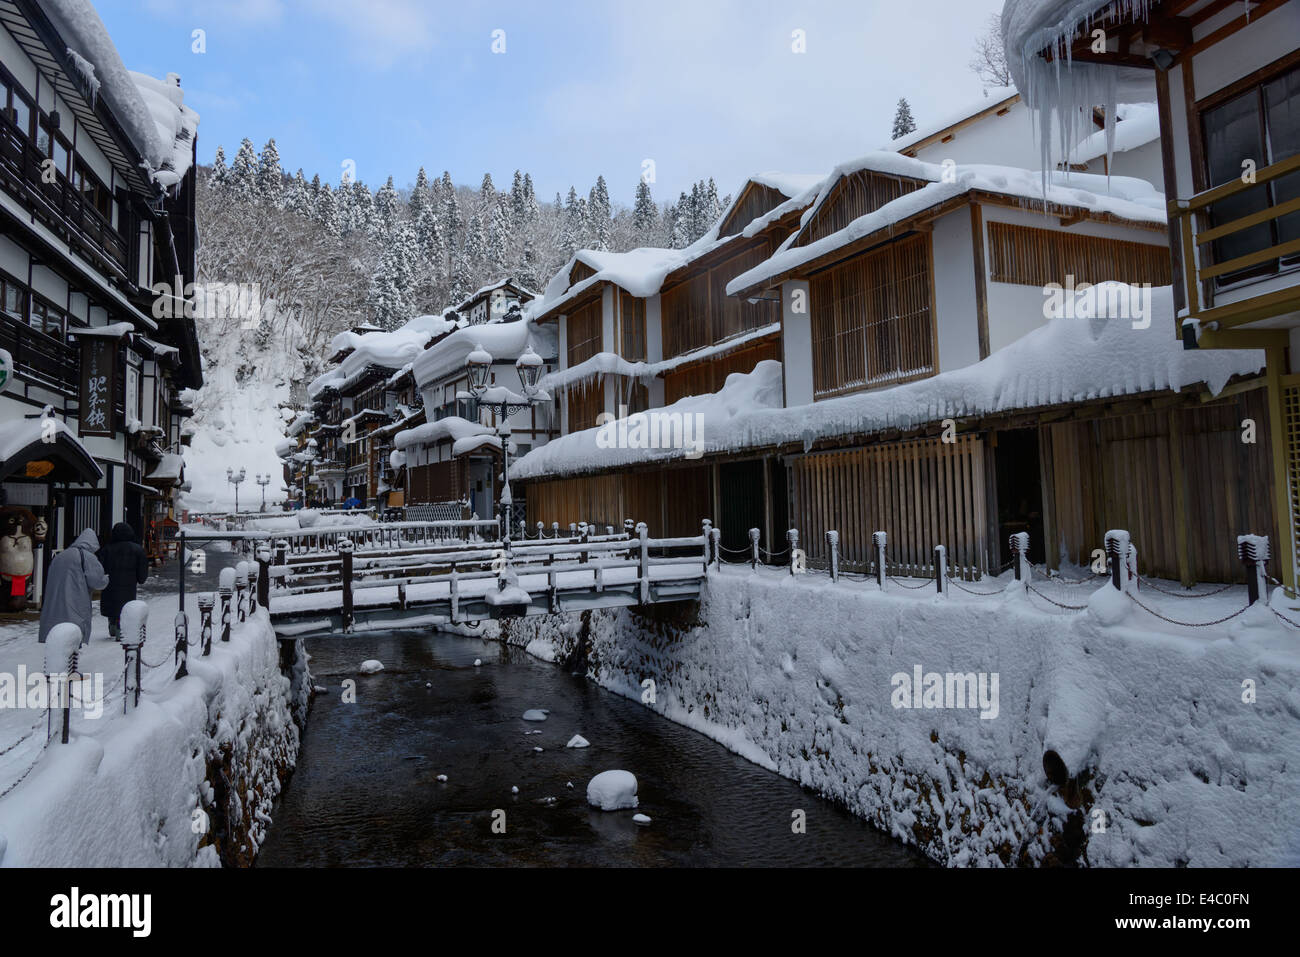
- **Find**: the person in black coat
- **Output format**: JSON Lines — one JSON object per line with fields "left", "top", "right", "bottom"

{"left": 98, "top": 522, "right": 148, "bottom": 639}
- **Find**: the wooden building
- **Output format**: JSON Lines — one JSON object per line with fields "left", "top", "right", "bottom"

{"left": 0, "top": 0, "right": 201, "bottom": 591}
{"left": 1003, "top": 0, "right": 1300, "bottom": 588}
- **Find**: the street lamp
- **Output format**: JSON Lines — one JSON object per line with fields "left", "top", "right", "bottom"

{"left": 301, "top": 439, "right": 318, "bottom": 508}
{"left": 226, "top": 467, "right": 246, "bottom": 514}
{"left": 464, "top": 344, "right": 547, "bottom": 551}
{"left": 256, "top": 473, "right": 271, "bottom": 512}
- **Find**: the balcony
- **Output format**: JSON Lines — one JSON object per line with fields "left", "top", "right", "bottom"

{"left": 0, "top": 311, "right": 77, "bottom": 396}
{"left": 0, "top": 112, "right": 129, "bottom": 280}
{"left": 1172, "top": 153, "right": 1300, "bottom": 336}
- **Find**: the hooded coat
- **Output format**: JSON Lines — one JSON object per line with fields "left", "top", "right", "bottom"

{"left": 38, "top": 529, "right": 109, "bottom": 645}
{"left": 98, "top": 522, "right": 149, "bottom": 621}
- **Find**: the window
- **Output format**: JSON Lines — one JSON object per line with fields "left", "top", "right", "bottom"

{"left": 30, "top": 300, "right": 65, "bottom": 339}
{"left": 809, "top": 233, "right": 935, "bottom": 397}
{"left": 1200, "top": 62, "right": 1300, "bottom": 283}
{"left": 986, "top": 222, "right": 1171, "bottom": 287}
{"left": 619, "top": 292, "right": 646, "bottom": 361}
{"left": 567, "top": 299, "right": 602, "bottom": 366}
{"left": 0, "top": 278, "right": 25, "bottom": 322}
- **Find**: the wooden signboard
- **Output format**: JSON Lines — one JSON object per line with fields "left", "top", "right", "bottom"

{"left": 78, "top": 336, "right": 117, "bottom": 437}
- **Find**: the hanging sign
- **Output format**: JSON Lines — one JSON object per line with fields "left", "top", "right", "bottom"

{"left": 78, "top": 336, "right": 117, "bottom": 437}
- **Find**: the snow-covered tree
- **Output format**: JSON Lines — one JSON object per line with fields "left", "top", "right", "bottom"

{"left": 485, "top": 196, "right": 509, "bottom": 274}
{"left": 588, "top": 175, "right": 611, "bottom": 250}
{"left": 315, "top": 182, "right": 339, "bottom": 233}
{"left": 375, "top": 175, "right": 401, "bottom": 233}
{"left": 410, "top": 167, "right": 433, "bottom": 223}
{"left": 632, "top": 179, "right": 657, "bottom": 239}
{"left": 366, "top": 222, "right": 419, "bottom": 329}
{"left": 211, "top": 145, "right": 229, "bottom": 189}
{"left": 257, "top": 138, "right": 283, "bottom": 206}
{"left": 891, "top": 98, "right": 917, "bottom": 140}
{"left": 228, "top": 138, "right": 259, "bottom": 200}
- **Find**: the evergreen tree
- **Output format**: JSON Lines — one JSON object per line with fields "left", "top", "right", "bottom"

{"left": 211, "top": 145, "right": 229, "bottom": 189}
{"left": 588, "top": 175, "right": 611, "bottom": 250}
{"left": 670, "top": 192, "right": 690, "bottom": 249}
{"left": 632, "top": 179, "right": 657, "bottom": 237}
{"left": 349, "top": 180, "right": 377, "bottom": 237}
{"left": 479, "top": 172, "right": 496, "bottom": 211}
{"left": 284, "top": 168, "right": 311, "bottom": 216}
{"left": 891, "top": 98, "right": 917, "bottom": 140}
{"left": 367, "top": 222, "right": 419, "bottom": 330}
{"left": 486, "top": 196, "right": 510, "bottom": 275}
{"left": 316, "top": 182, "right": 339, "bottom": 233}
{"left": 256, "top": 138, "right": 283, "bottom": 206}
{"left": 375, "top": 175, "right": 401, "bottom": 232}
{"left": 410, "top": 167, "right": 432, "bottom": 222}
{"left": 228, "top": 138, "right": 258, "bottom": 200}
{"left": 463, "top": 212, "right": 486, "bottom": 270}
{"left": 522, "top": 173, "right": 539, "bottom": 224}
{"left": 509, "top": 170, "right": 527, "bottom": 227}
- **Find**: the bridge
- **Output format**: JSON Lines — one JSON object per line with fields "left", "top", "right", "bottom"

{"left": 181, "top": 520, "right": 715, "bottom": 636}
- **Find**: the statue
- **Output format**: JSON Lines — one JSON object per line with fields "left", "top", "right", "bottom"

{"left": 0, "top": 507, "right": 47, "bottom": 612}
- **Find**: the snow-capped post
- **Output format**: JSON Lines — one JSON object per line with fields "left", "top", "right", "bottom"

{"left": 787, "top": 529, "right": 800, "bottom": 576}
{"left": 235, "top": 560, "right": 249, "bottom": 622}
{"left": 198, "top": 593, "right": 214, "bottom": 657}
{"left": 537, "top": 522, "right": 545, "bottom": 541}
{"left": 934, "top": 545, "right": 948, "bottom": 595}
{"left": 44, "top": 624, "right": 80, "bottom": 744}
{"left": 710, "top": 525, "right": 721, "bottom": 572}
{"left": 449, "top": 561, "right": 460, "bottom": 622}
{"left": 827, "top": 530, "right": 840, "bottom": 582}
{"left": 552, "top": 522, "right": 560, "bottom": 540}
{"left": 397, "top": 581, "right": 407, "bottom": 611}
{"left": 569, "top": 523, "right": 577, "bottom": 539}
{"left": 275, "top": 539, "right": 288, "bottom": 568}
{"left": 256, "top": 546, "right": 270, "bottom": 609}
{"left": 1009, "top": 532, "right": 1031, "bottom": 590}
{"left": 121, "top": 600, "right": 148, "bottom": 712}
{"left": 701, "top": 519, "right": 713, "bottom": 569}
{"left": 338, "top": 538, "right": 355, "bottom": 632}
{"left": 218, "top": 567, "right": 234, "bottom": 643}
{"left": 1104, "top": 530, "right": 1134, "bottom": 593}
{"left": 873, "top": 531, "right": 887, "bottom": 590}
{"left": 519, "top": 520, "right": 528, "bottom": 541}
{"left": 606, "top": 526, "right": 614, "bottom": 537}
{"left": 637, "top": 522, "right": 650, "bottom": 604}
{"left": 749, "top": 528, "right": 761, "bottom": 569}
{"left": 580, "top": 523, "right": 590, "bottom": 564}
{"left": 174, "top": 610, "right": 189, "bottom": 680}
{"left": 624, "top": 519, "right": 635, "bottom": 539}
{"left": 1237, "top": 535, "right": 1271, "bottom": 606}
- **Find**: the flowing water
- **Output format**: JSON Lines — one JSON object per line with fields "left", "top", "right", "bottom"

{"left": 258, "top": 629, "right": 928, "bottom": 868}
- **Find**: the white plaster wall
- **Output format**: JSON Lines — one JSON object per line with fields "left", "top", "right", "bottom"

{"left": 932, "top": 210, "right": 981, "bottom": 374}
{"left": 782, "top": 280, "right": 813, "bottom": 408}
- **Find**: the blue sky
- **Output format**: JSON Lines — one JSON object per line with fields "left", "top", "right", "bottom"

{"left": 97, "top": 0, "right": 1004, "bottom": 207}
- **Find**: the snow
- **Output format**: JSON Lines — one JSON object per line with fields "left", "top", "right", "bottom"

{"left": 888, "top": 86, "right": 1020, "bottom": 152}
{"left": 728, "top": 153, "right": 1166, "bottom": 296}
{"left": 1002, "top": 0, "right": 1158, "bottom": 180}
{"left": 358, "top": 660, "right": 384, "bottom": 674}
{"left": 311, "top": 314, "right": 459, "bottom": 400}
{"left": 509, "top": 564, "right": 1300, "bottom": 866}
{"left": 1070, "top": 102, "right": 1160, "bottom": 163}
{"left": 145, "top": 453, "right": 184, "bottom": 483}
{"left": 522, "top": 709, "right": 548, "bottom": 721}
{"left": 513, "top": 286, "right": 1262, "bottom": 482}
{"left": 409, "top": 316, "right": 557, "bottom": 388}
{"left": 0, "top": 416, "right": 93, "bottom": 467}
{"left": 394, "top": 415, "right": 496, "bottom": 452}
{"left": 632, "top": 813, "right": 652, "bottom": 825}
{"left": 537, "top": 323, "right": 780, "bottom": 394}
{"left": 67, "top": 322, "right": 134, "bottom": 338}
{"left": 43, "top": 624, "right": 81, "bottom": 673}
{"left": 41, "top": 2, "right": 198, "bottom": 186}
{"left": 566, "top": 734, "right": 590, "bottom": 749}
{"left": 0, "top": 589, "right": 303, "bottom": 866}
{"left": 586, "top": 770, "right": 638, "bottom": 811}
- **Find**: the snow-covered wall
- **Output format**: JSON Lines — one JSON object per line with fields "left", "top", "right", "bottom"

{"left": 502, "top": 569, "right": 1300, "bottom": 867}
{"left": 0, "top": 611, "right": 308, "bottom": 868}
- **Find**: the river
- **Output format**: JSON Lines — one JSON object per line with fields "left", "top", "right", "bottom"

{"left": 257, "top": 628, "right": 928, "bottom": 867}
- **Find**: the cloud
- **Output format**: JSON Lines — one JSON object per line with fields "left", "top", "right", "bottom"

{"left": 298, "top": 0, "right": 440, "bottom": 68}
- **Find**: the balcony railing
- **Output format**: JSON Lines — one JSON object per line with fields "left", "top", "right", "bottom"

{"left": 0, "top": 311, "right": 77, "bottom": 396}
{"left": 1172, "top": 153, "right": 1300, "bottom": 332}
{"left": 0, "top": 113, "right": 129, "bottom": 279}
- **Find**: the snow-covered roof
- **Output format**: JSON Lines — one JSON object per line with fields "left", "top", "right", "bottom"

{"left": 41, "top": 1, "right": 198, "bottom": 187}
{"left": 312, "top": 314, "right": 460, "bottom": 399}
{"left": 393, "top": 415, "right": 497, "bottom": 452}
{"left": 727, "top": 153, "right": 1166, "bottom": 296}
{"left": 888, "top": 86, "right": 1020, "bottom": 153}
{"left": 411, "top": 316, "right": 558, "bottom": 388}
{"left": 452, "top": 277, "right": 535, "bottom": 313}
{"left": 530, "top": 172, "right": 827, "bottom": 322}
{"left": 1001, "top": 0, "right": 1158, "bottom": 175}
{"left": 1070, "top": 102, "right": 1160, "bottom": 163}
{"left": 511, "top": 286, "right": 1261, "bottom": 482}
{"left": 146, "top": 453, "right": 185, "bottom": 483}
{"left": 0, "top": 415, "right": 102, "bottom": 483}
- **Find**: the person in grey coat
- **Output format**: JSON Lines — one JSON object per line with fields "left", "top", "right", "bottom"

{"left": 37, "top": 529, "right": 109, "bottom": 646}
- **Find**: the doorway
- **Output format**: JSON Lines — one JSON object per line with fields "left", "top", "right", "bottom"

{"left": 993, "top": 429, "right": 1045, "bottom": 566}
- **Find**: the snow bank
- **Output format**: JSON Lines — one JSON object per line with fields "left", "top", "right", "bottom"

{"left": 0, "top": 609, "right": 305, "bottom": 867}
{"left": 511, "top": 287, "right": 1262, "bottom": 482}
{"left": 587, "top": 770, "right": 638, "bottom": 811}
{"left": 504, "top": 568, "right": 1300, "bottom": 866}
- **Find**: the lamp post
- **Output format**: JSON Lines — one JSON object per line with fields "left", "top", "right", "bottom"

{"left": 226, "top": 467, "right": 246, "bottom": 515}
{"left": 300, "top": 440, "right": 318, "bottom": 508}
{"left": 465, "top": 344, "right": 547, "bottom": 551}
{"left": 256, "top": 473, "right": 271, "bottom": 512}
